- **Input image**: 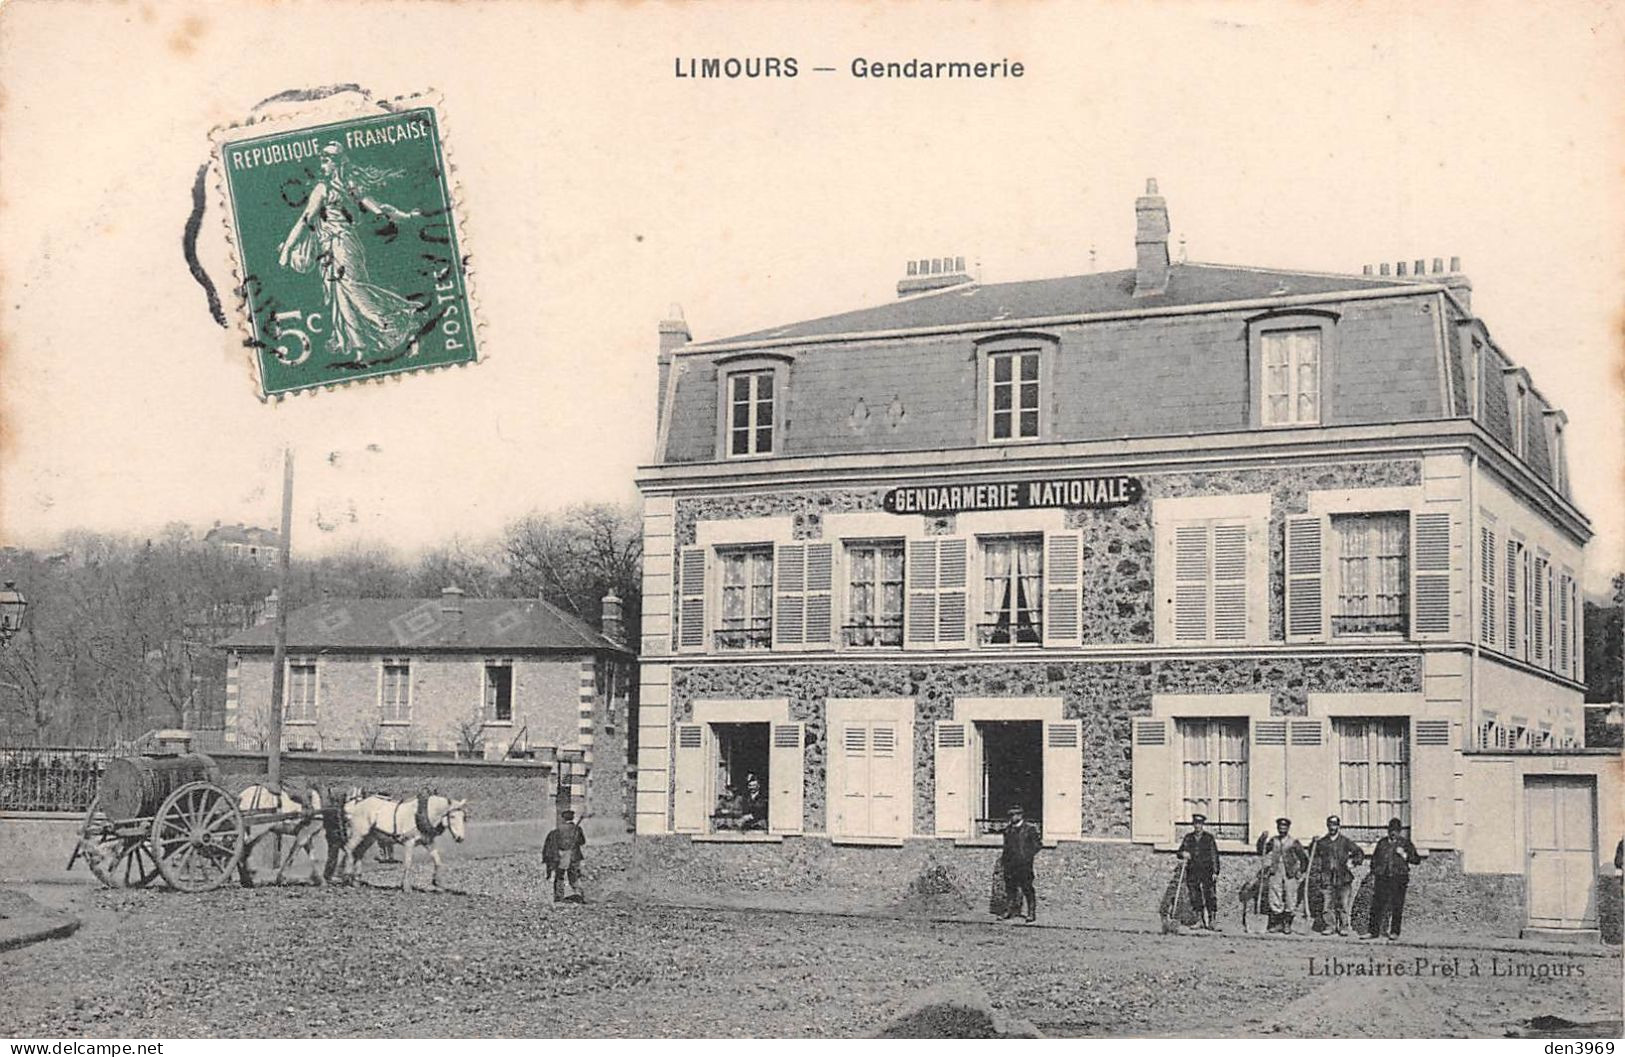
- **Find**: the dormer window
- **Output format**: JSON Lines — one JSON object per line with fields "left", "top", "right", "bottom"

{"left": 974, "top": 332, "right": 1057, "bottom": 444}
{"left": 715, "top": 355, "right": 792, "bottom": 459}
{"left": 1248, "top": 310, "right": 1336, "bottom": 429}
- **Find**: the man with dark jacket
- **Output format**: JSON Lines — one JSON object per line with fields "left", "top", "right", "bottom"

{"left": 1177, "top": 814, "right": 1221, "bottom": 930}
{"left": 1368, "top": 817, "right": 1421, "bottom": 939}
{"left": 1310, "top": 815, "right": 1365, "bottom": 935}
{"left": 999, "top": 804, "right": 1042, "bottom": 923}
{"left": 1256, "top": 817, "right": 1310, "bottom": 933}
{"left": 543, "top": 808, "right": 588, "bottom": 904}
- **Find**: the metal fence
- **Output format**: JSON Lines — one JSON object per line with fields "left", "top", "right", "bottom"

{"left": 0, "top": 746, "right": 107, "bottom": 813}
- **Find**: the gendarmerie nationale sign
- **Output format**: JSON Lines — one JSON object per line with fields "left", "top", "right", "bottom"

{"left": 883, "top": 475, "right": 1144, "bottom": 515}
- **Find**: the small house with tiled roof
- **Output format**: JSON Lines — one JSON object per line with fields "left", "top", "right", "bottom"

{"left": 218, "top": 587, "right": 633, "bottom": 823}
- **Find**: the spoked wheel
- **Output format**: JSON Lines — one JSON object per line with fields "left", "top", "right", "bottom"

{"left": 151, "top": 781, "right": 244, "bottom": 893}
{"left": 79, "top": 797, "right": 160, "bottom": 889}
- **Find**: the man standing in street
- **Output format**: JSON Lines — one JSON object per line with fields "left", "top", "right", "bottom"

{"left": 1310, "top": 815, "right": 1365, "bottom": 935}
{"left": 1368, "top": 817, "right": 1421, "bottom": 939}
{"left": 1177, "top": 813, "right": 1221, "bottom": 931}
{"left": 999, "top": 804, "right": 1042, "bottom": 923}
{"left": 543, "top": 808, "right": 588, "bottom": 904}
{"left": 1256, "top": 817, "right": 1308, "bottom": 933}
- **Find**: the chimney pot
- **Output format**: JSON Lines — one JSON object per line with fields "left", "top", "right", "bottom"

{"left": 1397, "top": 261, "right": 1407, "bottom": 277}
{"left": 906, "top": 260, "right": 917, "bottom": 276}
{"left": 1432, "top": 258, "right": 1444, "bottom": 274}
{"left": 440, "top": 584, "right": 465, "bottom": 615}
{"left": 1362, "top": 265, "right": 1373, "bottom": 276}
{"left": 1380, "top": 263, "right": 1391, "bottom": 276}
{"left": 1146, "top": 178, "right": 1158, "bottom": 194}
{"left": 1450, "top": 256, "right": 1461, "bottom": 272}
{"left": 955, "top": 256, "right": 965, "bottom": 272}
{"left": 1414, "top": 259, "right": 1425, "bottom": 276}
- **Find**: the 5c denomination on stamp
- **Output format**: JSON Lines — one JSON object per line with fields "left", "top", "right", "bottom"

{"left": 213, "top": 95, "right": 477, "bottom": 398}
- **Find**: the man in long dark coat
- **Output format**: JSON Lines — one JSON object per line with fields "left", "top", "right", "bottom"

{"left": 1177, "top": 813, "right": 1221, "bottom": 931}
{"left": 543, "top": 808, "right": 588, "bottom": 904}
{"left": 1368, "top": 817, "right": 1421, "bottom": 939}
{"left": 999, "top": 804, "right": 1042, "bottom": 923}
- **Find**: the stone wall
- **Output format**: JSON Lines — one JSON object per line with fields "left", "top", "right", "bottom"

{"left": 671, "top": 654, "right": 1422, "bottom": 835}
{"left": 212, "top": 753, "right": 556, "bottom": 822}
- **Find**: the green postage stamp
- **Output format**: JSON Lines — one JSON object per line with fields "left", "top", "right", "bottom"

{"left": 213, "top": 95, "right": 477, "bottom": 397}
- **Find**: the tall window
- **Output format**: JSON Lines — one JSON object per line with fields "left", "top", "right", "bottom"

{"left": 845, "top": 541, "right": 904, "bottom": 647}
{"left": 1178, "top": 718, "right": 1249, "bottom": 841}
{"left": 284, "top": 658, "right": 317, "bottom": 722}
{"left": 1331, "top": 513, "right": 1409, "bottom": 635}
{"left": 726, "top": 369, "right": 775, "bottom": 457}
{"left": 1172, "top": 520, "right": 1249, "bottom": 643}
{"left": 717, "top": 547, "right": 774, "bottom": 650}
{"left": 1260, "top": 329, "right": 1321, "bottom": 426}
{"left": 979, "top": 536, "right": 1043, "bottom": 645}
{"left": 484, "top": 661, "right": 514, "bottom": 722}
{"left": 1335, "top": 717, "right": 1410, "bottom": 838}
{"left": 381, "top": 659, "right": 411, "bottom": 723}
{"left": 988, "top": 351, "right": 1041, "bottom": 441}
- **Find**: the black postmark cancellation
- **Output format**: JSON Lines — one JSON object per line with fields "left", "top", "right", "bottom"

{"left": 673, "top": 56, "right": 1025, "bottom": 79}
{"left": 1307, "top": 955, "right": 1588, "bottom": 980}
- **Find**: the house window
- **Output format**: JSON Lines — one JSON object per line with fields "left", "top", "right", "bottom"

{"left": 1334, "top": 717, "right": 1410, "bottom": 839}
{"left": 1177, "top": 718, "right": 1249, "bottom": 842}
{"left": 978, "top": 535, "right": 1043, "bottom": 645}
{"left": 284, "top": 658, "right": 317, "bottom": 723}
{"left": 725, "top": 369, "right": 775, "bottom": 457}
{"left": 1331, "top": 513, "right": 1409, "bottom": 636}
{"left": 381, "top": 659, "right": 411, "bottom": 724}
{"left": 844, "top": 541, "right": 904, "bottom": 647}
{"left": 1172, "top": 520, "right": 1249, "bottom": 643}
{"left": 717, "top": 546, "right": 774, "bottom": 650}
{"left": 1260, "top": 329, "right": 1321, "bottom": 426}
{"left": 988, "top": 351, "right": 1041, "bottom": 441}
{"left": 484, "top": 661, "right": 514, "bottom": 722}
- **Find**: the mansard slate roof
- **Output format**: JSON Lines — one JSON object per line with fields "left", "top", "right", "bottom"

{"left": 219, "top": 597, "right": 629, "bottom": 654}
{"left": 695, "top": 263, "right": 1410, "bottom": 347}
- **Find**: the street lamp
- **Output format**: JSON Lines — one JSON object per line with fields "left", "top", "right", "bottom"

{"left": 0, "top": 581, "right": 28, "bottom": 647}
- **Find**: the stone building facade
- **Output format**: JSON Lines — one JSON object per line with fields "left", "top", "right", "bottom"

{"left": 635, "top": 181, "right": 1619, "bottom": 938}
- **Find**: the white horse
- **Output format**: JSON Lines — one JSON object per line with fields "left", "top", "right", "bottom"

{"left": 237, "top": 783, "right": 326, "bottom": 886}
{"left": 342, "top": 794, "right": 467, "bottom": 890}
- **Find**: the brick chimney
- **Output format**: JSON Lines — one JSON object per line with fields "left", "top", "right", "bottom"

{"left": 657, "top": 305, "right": 690, "bottom": 433}
{"left": 896, "top": 256, "right": 972, "bottom": 298}
{"left": 600, "top": 592, "right": 626, "bottom": 646}
{"left": 1133, "top": 178, "right": 1171, "bottom": 297}
{"left": 440, "top": 584, "right": 465, "bottom": 615}
{"left": 258, "top": 588, "right": 279, "bottom": 626}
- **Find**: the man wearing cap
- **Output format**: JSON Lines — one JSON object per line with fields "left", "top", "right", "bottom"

{"left": 542, "top": 808, "right": 588, "bottom": 904}
{"left": 1309, "top": 815, "right": 1365, "bottom": 935}
{"left": 1368, "top": 818, "right": 1421, "bottom": 939}
{"left": 999, "top": 804, "right": 1043, "bottom": 923}
{"left": 1255, "top": 817, "right": 1309, "bottom": 933}
{"left": 1177, "top": 814, "right": 1221, "bottom": 930}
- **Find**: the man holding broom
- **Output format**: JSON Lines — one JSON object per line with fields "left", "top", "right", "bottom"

{"left": 1176, "top": 813, "right": 1221, "bottom": 931}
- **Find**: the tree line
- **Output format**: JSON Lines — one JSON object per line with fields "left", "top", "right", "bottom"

{"left": 0, "top": 504, "right": 641, "bottom": 746}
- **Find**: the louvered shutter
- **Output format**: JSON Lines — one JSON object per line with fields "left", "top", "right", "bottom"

{"left": 1557, "top": 573, "right": 1571, "bottom": 675}
{"left": 1173, "top": 524, "right": 1210, "bottom": 642}
{"left": 1042, "top": 720, "right": 1083, "bottom": 840}
{"left": 768, "top": 722, "right": 805, "bottom": 835}
{"left": 677, "top": 546, "right": 708, "bottom": 653}
{"left": 832, "top": 723, "right": 869, "bottom": 839}
{"left": 1213, "top": 522, "right": 1249, "bottom": 642}
{"left": 1251, "top": 719, "right": 1288, "bottom": 841}
{"left": 936, "top": 538, "right": 969, "bottom": 646}
{"left": 805, "top": 543, "right": 834, "bottom": 648}
{"left": 1531, "top": 557, "right": 1548, "bottom": 665}
{"left": 773, "top": 543, "right": 807, "bottom": 648}
{"left": 1286, "top": 718, "right": 1329, "bottom": 826}
{"left": 1285, "top": 516, "right": 1326, "bottom": 641}
{"left": 934, "top": 721, "right": 969, "bottom": 837}
{"left": 1506, "top": 542, "right": 1521, "bottom": 658}
{"left": 905, "top": 540, "right": 938, "bottom": 648}
{"left": 1411, "top": 512, "right": 1452, "bottom": 640}
{"left": 870, "top": 722, "right": 909, "bottom": 840}
{"left": 1130, "top": 718, "right": 1172, "bottom": 843}
{"left": 1479, "top": 527, "right": 1497, "bottom": 645}
{"left": 1411, "top": 719, "right": 1455, "bottom": 848}
{"left": 1043, "top": 531, "right": 1082, "bottom": 646}
{"left": 672, "top": 723, "right": 707, "bottom": 833}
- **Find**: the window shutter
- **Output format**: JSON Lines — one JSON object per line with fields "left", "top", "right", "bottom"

{"left": 1173, "top": 524, "right": 1210, "bottom": 642}
{"left": 905, "top": 540, "right": 938, "bottom": 648}
{"left": 1531, "top": 557, "right": 1547, "bottom": 665}
{"left": 870, "top": 722, "right": 910, "bottom": 840}
{"left": 672, "top": 723, "right": 707, "bottom": 833}
{"left": 1479, "top": 527, "right": 1497, "bottom": 645}
{"left": 1505, "top": 542, "right": 1521, "bottom": 658}
{"left": 1130, "top": 718, "right": 1172, "bottom": 844}
{"left": 934, "top": 721, "right": 970, "bottom": 837}
{"left": 831, "top": 723, "right": 868, "bottom": 840}
{"left": 1042, "top": 720, "right": 1083, "bottom": 841}
{"left": 1285, "top": 516, "right": 1326, "bottom": 641}
{"left": 1043, "top": 531, "right": 1082, "bottom": 646}
{"left": 1411, "top": 719, "right": 1454, "bottom": 848}
{"left": 1286, "top": 718, "right": 1329, "bottom": 826}
{"left": 1251, "top": 719, "right": 1288, "bottom": 841}
{"left": 677, "top": 546, "right": 708, "bottom": 653}
{"left": 773, "top": 543, "right": 806, "bottom": 648}
{"left": 936, "top": 538, "right": 969, "bottom": 646}
{"left": 1212, "top": 522, "right": 1249, "bottom": 642}
{"left": 1556, "top": 573, "right": 1571, "bottom": 675}
{"left": 804, "top": 543, "right": 834, "bottom": 648}
{"left": 1411, "top": 511, "right": 1452, "bottom": 640}
{"left": 768, "top": 722, "right": 805, "bottom": 835}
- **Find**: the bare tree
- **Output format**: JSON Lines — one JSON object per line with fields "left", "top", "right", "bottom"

{"left": 503, "top": 502, "right": 642, "bottom": 640}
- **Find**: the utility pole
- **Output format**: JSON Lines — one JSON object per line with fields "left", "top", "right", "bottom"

{"left": 266, "top": 449, "right": 294, "bottom": 785}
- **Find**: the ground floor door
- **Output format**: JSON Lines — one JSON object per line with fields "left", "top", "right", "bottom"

{"left": 1524, "top": 775, "right": 1597, "bottom": 930}
{"left": 977, "top": 720, "right": 1043, "bottom": 833}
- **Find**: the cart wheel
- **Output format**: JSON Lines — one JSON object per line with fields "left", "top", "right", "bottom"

{"left": 151, "top": 782, "right": 244, "bottom": 893}
{"left": 80, "top": 797, "right": 161, "bottom": 889}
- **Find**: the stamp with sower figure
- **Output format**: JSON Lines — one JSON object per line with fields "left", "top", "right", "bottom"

{"left": 212, "top": 94, "right": 477, "bottom": 398}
